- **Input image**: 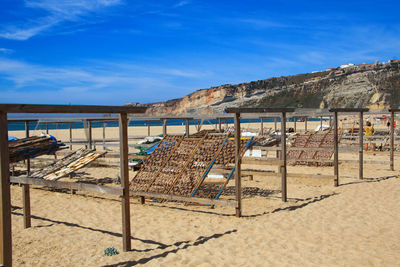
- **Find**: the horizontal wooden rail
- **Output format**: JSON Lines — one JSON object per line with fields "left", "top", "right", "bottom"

{"left": 10, "top": 176, "right": 123, "bottom": 196}
{"left": 209, "top": 168, "right": 334, "bottom": 179}
{"left": 130, "top": 190, "right": 237, "bottom": 207}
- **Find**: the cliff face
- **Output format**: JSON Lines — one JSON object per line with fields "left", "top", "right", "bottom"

{"left": 127, "top": 62, "right": 400, "bottom": 116}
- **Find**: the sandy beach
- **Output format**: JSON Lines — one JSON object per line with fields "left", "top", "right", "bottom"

{"left": 8, "top": 120, "right": 400, "bottom": 266}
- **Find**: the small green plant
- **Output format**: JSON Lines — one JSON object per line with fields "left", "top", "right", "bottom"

{"left": 104, "top": 247, "right": 119, "bottom": 256}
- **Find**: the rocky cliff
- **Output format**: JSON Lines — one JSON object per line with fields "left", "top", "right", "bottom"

{"left": 127, "top": 61, "right": 400, "bottom": 116}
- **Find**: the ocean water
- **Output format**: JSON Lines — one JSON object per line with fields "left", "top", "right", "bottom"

{"left": 8, "top": 118, "right": 326, "bottom": 131}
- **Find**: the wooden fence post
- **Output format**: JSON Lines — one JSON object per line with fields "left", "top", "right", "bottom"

{"left": 390, "top": 111, "right": 394, "bottom": 171}
{"left": 162, "top": 119, "right": 167, "bottom": 136}
{"left": 281, "top": 112, "right": 287, "bottom": 202}
{"left": 334, "top": 112, "right": 339, "bottom": 186}
{"left": 88, "top": 121, "right": 93, "bottom": 150}
{"left": 305, "top": 117, "right": 308, "bottom": 132}
{"left": 147, "top": 121, "right": 151, "bottom": 136}
{"left": 359, "top": 112, "right": 363, "bottom": 180}
{"left": 234, "top": 113, "right": 242, "bottom": 217}
{"left": 0, "top": 111, "right": 12, "bottom": 266}
{"left": 69, "top": 122, "right": 73, "bottom": 150}
{"left": 119, "top": 113, "right": 131, "bottom": 251}
{"left": 23, "top": 121, "right": 31, "bottom": 228}
{"left": 260, "top": 118, "right": 264, "bottom": 135}
{"left": 103, "top": 122, "right": 106, "bottom": 151}
{"left": 185, "top": 119, "right": 190, "bottom": 137}
{"left": 218, "top": 118, "right": 222, "bottom": 132}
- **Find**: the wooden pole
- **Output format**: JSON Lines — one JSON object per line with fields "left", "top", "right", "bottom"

{"left": 329, "top": 116, "right": 332, "bottom": 127}
{"left": 103, "top": 122, "right": 106, "bottom": 151}
{"left": 162, "top": 119, "right": 167, "bottom": 136}
{"left": 185, "top": 119, "right": 190, "bottom": 137}
{"left": 218, "top": 118, "right": 222, "bottom": 132}
{"left": 390, "top": 111, "right": 395, "bottom": 171}
{"left": 305, "top": 117, "right": 308, "bottom": 132}
{"left": 234, "top": 113, "right": 241, "bottom": 217}
{"left": 334, "top": 112, "right": 339, "bottom": 186}
{"left": 320, "top": 116, "right": 323, "bottom": 129}
{"left": 88, "top": 121, "right": 93, "bottom": 149}
{"left": 359, "top": 112, "right": 363, "bottom": 180}
{"left": 23, "top": 121, "right": 31, "bottom": 229}
{"left": 294, "top": 117, "right": 297, "bottom": 132}
{"left": 274, "top": 117, "right": 277, "bottom": 131}
{"left": 69, "top": 122, "right": 72, "bottom": 150}
{"left": 260, "top": 118, "right": 264, "bottom": 135}
{"left": 0, "top": 111, "right": 12, "bottom": 266}
{"left": 281, "top": 112, "right": 287, "bottom": 202}
{"left": 119, "top": 113, "right": 131, "bottom": 251}
{"left": 45, "top": 122, "right": 49, "bottom": 134}
{"left": 147, "top": 121, "right": 150, "bottom": 136}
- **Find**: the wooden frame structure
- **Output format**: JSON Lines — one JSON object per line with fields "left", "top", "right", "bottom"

{"left": 0, "top": 104, "right": 146, "bottom": 266}
{"left": 225, "top": 107, "right": 295, "bottom": 217}
{"left": 329, "top": 108, "right": 369, "bottom": 186}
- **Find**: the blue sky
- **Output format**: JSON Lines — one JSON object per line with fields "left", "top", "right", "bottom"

{"left": 0, "top": 0, "right": 399, "bottom": 105}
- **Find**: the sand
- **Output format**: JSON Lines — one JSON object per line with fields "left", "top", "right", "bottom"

{"left": 8, "top": 119, "right": 400, "bottom": 266}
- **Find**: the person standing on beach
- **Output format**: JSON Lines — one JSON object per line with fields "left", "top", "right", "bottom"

{"left": 364, "top": 121, "right": 375, "bottom": 151}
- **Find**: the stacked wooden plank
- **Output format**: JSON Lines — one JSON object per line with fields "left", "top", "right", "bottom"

{"left": 9, "top": 136, "right": 65, "bottom": 163}
{"left": 29, "top": 148, "right": 106, "bottom": 180}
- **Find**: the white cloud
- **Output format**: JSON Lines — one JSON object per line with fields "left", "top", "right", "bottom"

{"left": 0, "top": 0, "right": 122, "bottom": 40}
{"left": 174, "top": 1, "right": 190, "bottom": 8}
{"left": 0, "top": 48, "right": 14, "bottom": 54}
{"left": 0, "top": 58, "right": 206, "bottom": 104}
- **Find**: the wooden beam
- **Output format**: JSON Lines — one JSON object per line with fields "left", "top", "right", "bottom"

{"left": 333, "top": 111, "right": 339, "bottom": 186}
{"left": 234, "top": 113, "right": 242, "bottom": 217}
{"left": 119, "top": 113, "right": 131, "bottom": 252}
{"left": 130, "top": 191, "right": 236, "bottom": 207}
{"left": 281, "top": 112, "right": 287, "bottom": 202}
{"left": 10, "top": 176, "right": 122, "bottom": 195}
{"left": 0, "top": 111, "right": 12, "bottom": 267}
{"left": 23, "top": 121, "right": 31, "bottom": 229}
{"left": 0, "top": 104, "right": 147, "bottom": 114}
